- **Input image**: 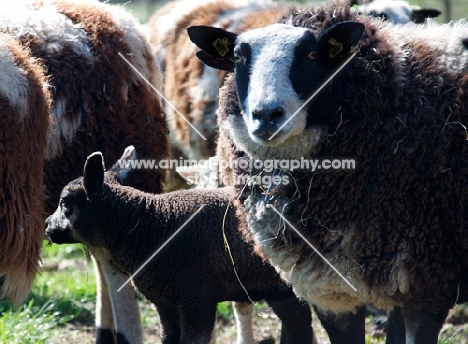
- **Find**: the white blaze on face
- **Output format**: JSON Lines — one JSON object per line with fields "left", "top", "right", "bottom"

{"left": 238, "top": 24, "right": 309, "bottom": 145}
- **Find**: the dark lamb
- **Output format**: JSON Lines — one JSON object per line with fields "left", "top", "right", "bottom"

{"left": 45, "top": 148, "right": 316, "bottom": 344}
{"left": 188, "top": 3, "right": 468, "bottom": 344}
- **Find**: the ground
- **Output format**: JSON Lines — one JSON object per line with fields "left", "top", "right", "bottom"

{"left": 1, "top": 243, "right": 467, "bottom": 343}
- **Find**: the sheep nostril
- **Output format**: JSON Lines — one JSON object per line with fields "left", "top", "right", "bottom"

{"left": 252, "top": 106, "right": 285, "bottom": 123}
{"left": 252, "top": 109, "right": 263, "bottom": 120}
{"left": 270, "top": 107, "right": 284, "bottom": 122}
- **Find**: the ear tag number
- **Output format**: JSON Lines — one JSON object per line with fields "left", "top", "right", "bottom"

{"left": 212, "top": 37, "right": 230, "bottom": 57}
{"left": 328, "top": 37, "right": 343, "bottom": 58}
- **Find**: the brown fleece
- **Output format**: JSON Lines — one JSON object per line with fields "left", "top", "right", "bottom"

{"left": 0, "top": 32, "right": 51, "bottom": 305}
{"left": 29, "top": 0, "right": 169, "bottom": 212}
{"left": 219, "top": 3, "right": 468, "bottom": 313}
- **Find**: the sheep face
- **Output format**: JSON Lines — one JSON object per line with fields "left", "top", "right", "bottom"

{"left": 46, "top": 153, "right": 106, "bottom": 247}
{"left": 188, "top": 22, "right": 364, "bottom": 159}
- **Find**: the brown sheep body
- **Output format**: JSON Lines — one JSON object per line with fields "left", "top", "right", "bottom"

{"left": 189, "top": 3, "right": 468, "bottom": 343}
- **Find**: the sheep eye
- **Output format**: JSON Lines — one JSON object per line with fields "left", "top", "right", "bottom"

{"left": 307, "top": 51, "right": 317, "bottom": 60}
{"left": 233, "top": 54, "right": 242, "bottom": 63}
{"left": 60, "top": 198, "right": 68, "bottom": 208}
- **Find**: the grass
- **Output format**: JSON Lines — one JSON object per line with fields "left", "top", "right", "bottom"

{"left": 0, "top": 242, "right": 238, "bottom": 343}
{"left": 0, "top": 242, "right": 94, "bottom": 344}
{"left": 0, "top": 299, "right": 72, "bottom": 343}
{"left": 1, "top": 242, "right": 467, "bottom": 343}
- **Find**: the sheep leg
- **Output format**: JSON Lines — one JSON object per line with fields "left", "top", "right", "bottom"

{"left": 313, "top": 305, "right": 366, "bottom": 344}
{"left": 92, "top": 254, "right": 116, "bottom": 344}
{"left": 265, "top": 294, "right": 314, "bottom": 344}
{"left": 386, "top": 307, "right": 405, "bottom": 344}
{"left": 91, "top": 248, "right": 143, "bottom": 344}
{"left": 178, "top": 301, "right": 218, "bottom": 344}
{"left": 156, "top": 303, "right": 181, "bottom": 344}
{"left": 233, "top": 301, "right": 255, "bottom": 344}
{"left": 400, "top": 305, "right": 448, "bottom": 344}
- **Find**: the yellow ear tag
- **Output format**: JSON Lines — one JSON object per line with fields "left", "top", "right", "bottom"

{"left": 212, "top": 37, "right": 230, "bottom": 57}
{"left": 328, "top": 37, "right": 343, "bottom": 58}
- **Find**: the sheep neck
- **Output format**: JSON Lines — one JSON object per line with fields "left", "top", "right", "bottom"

{"left": 96, "top": 183, "right": 174, "bottom": 275}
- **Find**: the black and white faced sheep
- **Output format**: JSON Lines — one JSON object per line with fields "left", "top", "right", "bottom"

{"left": 189, "top": 3, "right": 468, "bottom": 343}
{"left": 0, "top": 32, "right": 51, "bottom": 306}
{"left": 147, "top": 0, "right": 288, "bottom": 164}
{"left": 45, "top": 147, "right": 316, "bottom": 344}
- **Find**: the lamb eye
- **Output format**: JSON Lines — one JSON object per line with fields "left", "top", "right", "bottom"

{"left": 307, "top": 51, "right": 317, "bottom": 60}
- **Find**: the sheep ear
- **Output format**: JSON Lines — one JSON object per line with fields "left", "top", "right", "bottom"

{"left": 195, "top": 51, "right": 235, "bottom": 71}
{"left": 83, "top": 152, "right": 105, "bottom": 200}
{"left": 188, "top": 26, "right": 237, "bottom": 71}
{"left": 108, "top": 145, "right": 137, "bottom": 184}
{"left": 411, "top": 8, "right": 441, "bottom": 23}
{"left": 109, "top": 145, "right": 136, "bottom": 172}
{"left": 318, "top": 22, "right": 364, "bottom": 61}
{"left": 462, "top": 38, "right": 468, "bottom": 50}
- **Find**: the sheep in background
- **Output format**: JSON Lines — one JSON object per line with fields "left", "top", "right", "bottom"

{"left": 332, "top": 0, "right": 441, "bottom": 24}
{"left": 189, "top": 3, "right": 468, "bottom": 343}
{"left": 0, "top": 32, "right": 51, "bottom": 306}
{"left": 0, "top": 0, "right": 169, "bottom": 342}
{"left": 45, "top": 146, "right": 316, "bottom": 344}
{"left": 355, "top": 0, "right": 441, "bottom": 23}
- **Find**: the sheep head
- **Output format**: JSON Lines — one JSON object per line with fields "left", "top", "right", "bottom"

{"left": 45, "top": 151, "right": 106, "bottom": 246}
{"left": 188, "top": 22, "right": 364, "bottom": 159}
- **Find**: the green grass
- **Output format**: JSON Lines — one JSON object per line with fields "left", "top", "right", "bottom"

{"left": 104, "top": 1, "right": 164, "bottom": 23}
{"left": 0, "top": 299, "right": 73, "bottom": 343}
{"left": 2, "top": 242, "right": 467, "bottom": 343}
{"left": 0, "top": 242, "right": 95, "bottom": 344}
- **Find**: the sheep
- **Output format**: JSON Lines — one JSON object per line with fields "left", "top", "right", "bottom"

{"left": 356, "top": 0, "right": 441, "bottom": 24}
{"left": 0, "top": 0, "right": 169, "bottom": 342}
{"left": 45, "top": 146, "right": 317, "bottom": 344}
{"left": 0, "top": 31, "right": 51, "bottom": 306}
{"left": 148, "top": 2, "right": 290, "bottom": 341}
{"left": 332, "top": 0, "right": 441, "bottom": 24}
{"left": 147, "top": 0, "right": 287, "bottom": 163}
{"left": 188, "top": 3, "right": 468, "bottom": 343}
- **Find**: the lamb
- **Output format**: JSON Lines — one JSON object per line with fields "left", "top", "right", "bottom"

{"left": 0, "top": 31, "right": 51, "bottom": 306}
{"left": 188, "top": 3, "right": 468, "bottom": 343}
{"left": 0, "top": 0, "right": 169, "bottom": 341}
{"left": 45, "top": 146, "right": 316, "bottom": 344}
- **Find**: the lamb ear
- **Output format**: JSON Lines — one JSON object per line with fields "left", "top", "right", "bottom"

{"left": 83, "top": 152, "right": 105, "bottom": 200}
{"left": 188, "top": 25, "right": 237, "bottom": 71}
{"left": 318, "top": 22, "right": 365, "bottom": 61}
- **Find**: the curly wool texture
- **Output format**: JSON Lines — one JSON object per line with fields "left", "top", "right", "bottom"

{"left": 0, "top": 32, "right": 51, "bottom": 306}
{"left": 218, "top": 4, "right": 468, "bottom": 313}
{"left": 0, "top": 0, "right": 169, "bottom": 213}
